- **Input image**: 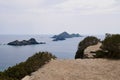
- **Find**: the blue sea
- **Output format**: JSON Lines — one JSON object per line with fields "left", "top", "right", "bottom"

{"left": 0, "top": 35, "right": 105, "bottom": 71}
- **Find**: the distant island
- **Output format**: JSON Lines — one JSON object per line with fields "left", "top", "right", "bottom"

{"left": 8, "top": 38, "right": 46, "bottom": 46}
{"left": 52, "top": 32, "right": 82, "bottom": 41}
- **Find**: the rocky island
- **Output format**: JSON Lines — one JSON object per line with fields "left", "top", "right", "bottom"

{"left": 52, "top": 32, "right": 81, "bottom": 41}
{"left": 8, "top": 38, "right": 46, "bottom": 46}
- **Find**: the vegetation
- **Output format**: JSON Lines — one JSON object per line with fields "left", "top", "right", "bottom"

{"left": 75, "top": 36, "right": 100, "bottom": 59}
{"left": 0, "top": 52, "right": 56, "bottom": 80}
{"left": 95, "top": 34, "right": 120, "bottom": 59}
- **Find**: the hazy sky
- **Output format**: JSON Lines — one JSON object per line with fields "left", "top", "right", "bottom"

{"left": 0, "top": 0, "right": 120, "bottom": 35}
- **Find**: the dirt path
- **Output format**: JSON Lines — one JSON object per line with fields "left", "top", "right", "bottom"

{"left": 22, "top": 59, "right": 120, "bottom": 80}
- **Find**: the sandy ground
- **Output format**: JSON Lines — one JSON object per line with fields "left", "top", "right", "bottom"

{"left": 22, "top": 59, "right": 120, "bottom": 80}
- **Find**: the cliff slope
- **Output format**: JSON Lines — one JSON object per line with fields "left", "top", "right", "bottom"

{"left": 22, "top": 59, "right": 120, "bottom": 80}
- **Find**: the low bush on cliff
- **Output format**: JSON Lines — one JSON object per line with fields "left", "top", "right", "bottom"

{"left": 0, "top": 52, "right": 56, "bottom": 80}
{"left": 95, "top": 34, "right": 120, "bottom": 59}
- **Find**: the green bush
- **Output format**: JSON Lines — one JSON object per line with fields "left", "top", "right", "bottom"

{"left": 0, "top": 72, "right": 14, "bottom": 80}
{"left": 95, "top": 34, "right": 120, "bottom": 59}
{"left": 94, "top": 50, "right": 108, "bottom": 58}
{"left": 0, "top": 52, "right": 56, "bottom": 80}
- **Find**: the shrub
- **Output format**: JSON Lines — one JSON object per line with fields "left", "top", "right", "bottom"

{"left": 94, "top": 50, "right": 108, "bottom": 58}
{"left": 96, "top": 34, "right": 120, "bottom": 59}
{"left": 0, "top": 52, "right": 56, "bottom": 80}
{"left": 0, "top": 72, "right": 14, "bottom": 80}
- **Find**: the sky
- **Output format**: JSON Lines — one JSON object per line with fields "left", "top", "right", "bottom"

{"left": 0, "top": 0, "right": 120, "bottom": 35}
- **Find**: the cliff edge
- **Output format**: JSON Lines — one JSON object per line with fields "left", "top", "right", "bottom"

{"left": 22, "top": 59, "right": 120, "bottom": 80}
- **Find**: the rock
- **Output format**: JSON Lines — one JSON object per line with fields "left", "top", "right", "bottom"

{"left": 52, "top": 32, "right": 81, "bottom": 41}
{"left": 8, "top": 38, "right": 45, "bottom": 46}
{"left": 53, "top": 37, "right": 65, "bottom": 41}
{"left": 28, "top": 38, "right": 39, "bottom": 44}
{"left": 52, "top": 35, "right": 58, "bottom": 38}
{"left": 22, "top": 59, "right": 120, "bottom": 80}
{"left": 8, "top": 40, "right": 22, "bottom": 46}
{"left": 22, "top": 75, "right": 30, "bottom": 80}
{"left": 84, "top": 43, "right": 102, "bottom": 58}
{"left": 71, "top": 33, "right": 81, "bottom": 37}
{"left": 75, "top": 36, "right": 100, "bottom": 59}
{"left": 39, "top": 42, "right": 46, "bottom": 44}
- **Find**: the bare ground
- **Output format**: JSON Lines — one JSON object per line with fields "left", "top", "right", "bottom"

{"left": 22, "top": 59, "right": 120, "bottom": 80}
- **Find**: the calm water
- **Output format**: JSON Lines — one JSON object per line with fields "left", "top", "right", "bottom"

{"left": 0, "top": 35, "right": 105, "bottom": 71}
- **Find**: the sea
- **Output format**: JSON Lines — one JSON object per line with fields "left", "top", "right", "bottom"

{"left": 0, "top": 35, "right": 105, "bottom": 71}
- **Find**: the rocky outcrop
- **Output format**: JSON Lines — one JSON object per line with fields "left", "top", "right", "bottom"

{"left": 84, "top": 42, "right": 102, "bottom": 58}
{"left": 52, "top": 32, "right": 81, "bottom": 41}
{"left": 8, "top": 38, "right": 45, "bottom": 46}
{"left": 75, "top": 36, "right": 100, "bottom": 59}
{"left": 53, "top": 37, "right": 65, "bottom": 41}
{"left": 22, "top": 59, "right": 120, "bottom": 80}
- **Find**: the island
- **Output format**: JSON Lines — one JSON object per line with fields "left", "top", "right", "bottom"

{"left": 52, "top": 32, "right": 82, "bottom": 41}
{"left": 8, "top": 38, "right": 46, "bottom": 46}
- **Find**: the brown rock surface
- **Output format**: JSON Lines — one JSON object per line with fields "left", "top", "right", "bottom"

{"left": 22, "top": 59, "right": 120, "bottom": 80}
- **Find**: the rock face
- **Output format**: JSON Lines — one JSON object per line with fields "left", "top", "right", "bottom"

{"left": 75, "top": 36, "right": 100, "bottom": 59}
{"left": 84, "top": 42, "right": 102, "bottom": 58}
{"left": 22, "top": 59, "right": 120, "bottom": 80}
{"left": 8, "top": 38, "right": 45, "bottom": 46}
{"left": 52, "top": 32, "right": 81, "bottom": 41}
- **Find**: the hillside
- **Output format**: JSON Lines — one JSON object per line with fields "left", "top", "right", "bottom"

{"left": 22, "top": 59, "right": 120, "bottom": 80}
